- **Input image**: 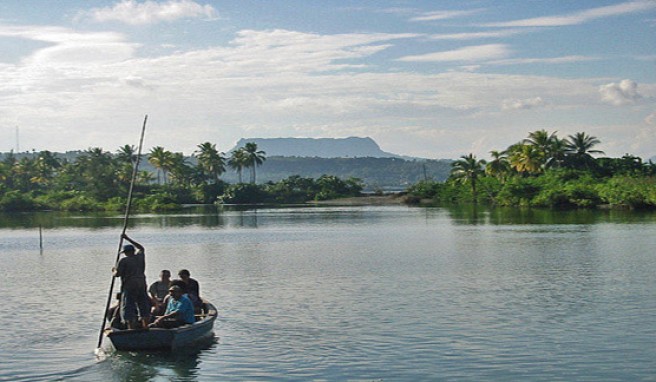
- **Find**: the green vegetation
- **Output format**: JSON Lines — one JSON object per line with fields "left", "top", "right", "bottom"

{"left": 406, "top": 130, "right": 656, "bottom": 210}
{"left": 0, "top": 142, "right": 361, "bottom": 212}
{"left": 4, "top": 131, "right": 653, "bottom": 212}
{"left": 220, "top": 175, "right": 363, "bottom": 205}
{"left": 238, "top": 156, "right": 453, "bottom": 188}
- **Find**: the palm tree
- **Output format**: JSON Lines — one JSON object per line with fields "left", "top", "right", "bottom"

{"left": 195, "top": 142, "right": 226, "bottom": 184}
{"left": 228, "top": 149, "right": 248, "bottom": 183}
{"left": 168, "top": 152, "right": 193, "bottom": 186}
{"left": 546, "top": 137, "right": 568, "bottom": 169}
{"left": 76, "top": 147, "right": 117, "bottom": 199}
{"left": 565, "top": 132, "right": 604, "bottom": 168}
{"left": 242, "top": 142, "right": 266, "bottom": 183}
{"left": 509, "top": 144, "right": 544, "bottom": 175}
{"left": 115, "top": 145, "right": 138, "bottom": 185}
{"left": 524, "top": 129, "right": 558, "bottom": 170}
{"left": 137, "top": 170, "right": 155, "bottom": 185}
{"left": 32, "top": 150, "right": 61, "bottom": 186}
{"left": 13, "top": 157, "right": 38, "bottom": 191}
{"left": 485, "top": 150, "right": 510, "bottom": 181}
{"left": 116, "top": 145, "right": 137, "bottom": 164}
{"left": 148, "top": 146, "right": 173, "bottom": 184}
{"left": 450, "top": 153, "right": 486, "bottom": 202}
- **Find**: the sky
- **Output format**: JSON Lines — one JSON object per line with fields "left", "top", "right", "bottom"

{"left": 1, "top": 0, "right": 655, "bottom": 160}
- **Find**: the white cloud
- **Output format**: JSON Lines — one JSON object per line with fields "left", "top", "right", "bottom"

{"left": 501, "top": 97, "right": 545, "bottom": 110}
{"left": 411, "top": 9, "right": 484, "bottom": 22}
{"left": 645, "top": 111, "right": 656, "bottom": 125}
{"left": 429, "top": 29, "right": 526, "bottom": 40}
{"left": 489, "top": 55, "right": 598, "bottom": 66}
{"left": 599, "top": 79, "right": 642, "bottom": 105}
{"left": 83, "top": 0, "right": 217, "bottom": 25}
{"left": 0, "top": 25, "right": 137, "bottom": 73}
{"left": 0, "top": 25, "right": 654, "bottom": 159}
{"left": 455, "top": 65, "right": 481, "bottom": 72}
{"left": 484, "top": 0, "right": 656, "bottom": 27}
{"left": 397, "top": 44, "right": 511, "bottom": 62}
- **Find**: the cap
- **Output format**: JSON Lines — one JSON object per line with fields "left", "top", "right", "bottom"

{"left": 169, "top": 285, "right": 182, "bottom": 292}
{"left": 121, "top": 244, "right": 135, "bottom": 253}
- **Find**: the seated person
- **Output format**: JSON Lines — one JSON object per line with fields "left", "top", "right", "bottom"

{"left": 155, "top": 279, "right": 186, "bottom": 315}
{"left": 148, "top": 270, "right": 171, "bottom": 316}
{"left": 149, "top": 285, "right": 195, "bottom": 328}
{"left": 177, "top": 269, "right": 203, "bottom": 311}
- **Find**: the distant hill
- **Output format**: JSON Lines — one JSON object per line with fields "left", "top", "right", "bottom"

{"left": 1, "top": 138, "right": 453, "bottom": 190}
{"left": 221, "top": 156, "right": 453, "bottom": 191}
{"left": 230, "top": 137, "right": 401, "bottom": 158}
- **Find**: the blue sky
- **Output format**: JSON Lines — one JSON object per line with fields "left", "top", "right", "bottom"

{"left": 1, "top": 0, "right": 655, "bottom": 159}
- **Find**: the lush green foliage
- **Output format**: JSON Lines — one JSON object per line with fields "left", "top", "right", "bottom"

{"left": 406, "top": 131, "right": 656, "bottom": 210}
{"left": 0, "top": 144, "right": 365, "bottom": 211}
{"left": 220, "top": 175, "right": 363, "bottom": 204}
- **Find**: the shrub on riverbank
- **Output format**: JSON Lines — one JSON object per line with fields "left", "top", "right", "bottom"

{"left": 406, "top": 131, "right": 656, "bottom": 210}
{"left": 218, "top": 175, "right": 364, "bottom": 205}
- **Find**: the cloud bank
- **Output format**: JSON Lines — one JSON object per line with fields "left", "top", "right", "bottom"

{"left": 599, "top": 79, "right": 642, "bottom": 105}
{"left": 398, "top": 44, "right": 511, "bottom": 63}
{"left": 484, "top": 0, "right": 656, "bottom": 27}
{"left": 83, "top": 0, "right": 217, "bottom": 25}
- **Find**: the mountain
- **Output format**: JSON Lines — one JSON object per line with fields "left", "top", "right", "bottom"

{"left": 230, "top": 137, "right": 400, "bottom": 158}
{"left": 220, "top": 156, "right": 453, "bottom": 190}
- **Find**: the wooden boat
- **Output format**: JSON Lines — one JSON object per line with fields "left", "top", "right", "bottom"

{"left": 105, "top": 301, "right": 217, "bottom": 351}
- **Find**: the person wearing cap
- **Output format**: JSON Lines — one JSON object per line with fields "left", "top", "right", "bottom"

{"left": 112, "top": 233, "right": 151, "bottom": 329}
{"left": 150, "top": 285, "right": 195, "bottom": 328}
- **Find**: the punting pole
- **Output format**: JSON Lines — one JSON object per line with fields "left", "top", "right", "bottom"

{"left": 96, "top": 115, "right": 148, "bottom": 352}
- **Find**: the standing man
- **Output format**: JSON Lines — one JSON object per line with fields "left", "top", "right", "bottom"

{"left": 113, "top": 233, "right": 151, "bottom": 329}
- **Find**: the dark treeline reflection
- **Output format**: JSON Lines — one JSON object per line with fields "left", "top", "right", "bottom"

{"left": 0, "top": 204, "right": 394, "bottom": 230}
{"left": 0, "top": 205, "right": 250, "bottom": 230}
{"left": 446, "top": 205, "right": 656, "bottom": 225}
{"left": 2, "top": 205, "right": 655, "bottom": 230}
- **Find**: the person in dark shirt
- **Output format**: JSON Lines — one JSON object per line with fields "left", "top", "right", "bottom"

{"left": 113, "top": 234, "right": 151, "bottom": 329}
{"left": 177, "top": 269, "right": 202, "bottom": 310}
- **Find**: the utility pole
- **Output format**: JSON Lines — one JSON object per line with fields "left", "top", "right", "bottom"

{"left": 15, "top": 126, "right": 19, "bottom": 152}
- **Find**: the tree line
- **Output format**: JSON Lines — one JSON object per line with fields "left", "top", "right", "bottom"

{"left": 0, "top": 142, "right": 361, "bottom": 212}
{"left": 407, "top": 130, "right": 656, "bottom": 209}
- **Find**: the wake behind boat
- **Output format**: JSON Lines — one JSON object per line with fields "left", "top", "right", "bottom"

{"left": 105, "top": 300, "right": 218, "bottom": 351}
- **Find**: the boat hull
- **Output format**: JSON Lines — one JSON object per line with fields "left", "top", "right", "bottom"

{"left": 106, "top": 302, "right": 217, "bottom": 351}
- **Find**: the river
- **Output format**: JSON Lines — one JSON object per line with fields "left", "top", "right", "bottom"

{"left": 0, "top": 205, "right": 655, "bottom": 381}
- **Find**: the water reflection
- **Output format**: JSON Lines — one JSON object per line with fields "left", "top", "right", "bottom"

{"left": 445, "top": 205, "right": 656, "bottom": 225}
{"left": 2, "top": 205, "right": 656, "bottom": 381}
{"left": 0, "top": 205, "right": 412, "bottom": 231}
{"left": 99, "top": 338, "right": 217, "bottom": 382}
{"left": 0, "top": 206, "right": 247, "bottom": 230}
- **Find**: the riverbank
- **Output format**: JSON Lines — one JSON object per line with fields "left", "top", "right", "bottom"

{"left": 308, "top": 193, "right": 409, "bottom": 206}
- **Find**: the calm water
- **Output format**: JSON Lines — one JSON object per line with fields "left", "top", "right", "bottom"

{"left": 1, "top": 205, "right": 655, "bottom": 381}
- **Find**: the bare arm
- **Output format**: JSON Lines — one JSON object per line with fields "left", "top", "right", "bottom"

{"left": 122, "top": 233, "right": 144, "bottom": 252}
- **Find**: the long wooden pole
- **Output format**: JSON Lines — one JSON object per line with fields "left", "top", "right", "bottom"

{"left": 96, "top": 115, "right": 148, "bottom": 350}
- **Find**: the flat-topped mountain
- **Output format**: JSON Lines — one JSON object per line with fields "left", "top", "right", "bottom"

{"left": 230, "top": 137, "right": 400, "bottom": 158}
